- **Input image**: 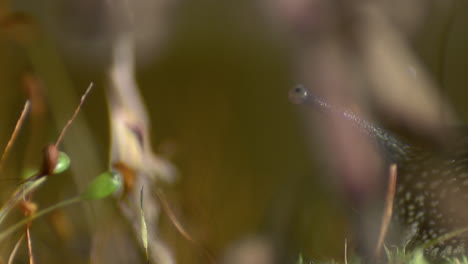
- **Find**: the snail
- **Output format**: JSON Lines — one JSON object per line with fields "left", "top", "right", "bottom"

{"left": 290, "top": 85, "right": 468, "bottom": 259}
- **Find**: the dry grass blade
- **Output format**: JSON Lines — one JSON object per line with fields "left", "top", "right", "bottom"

{"left": 154, "top": 189, "right": 216, "bottom": 264}
{"left": 375, "top": 163, "right": 397, "bottom": 259}
{"left": 25, "top": 223, "right": 34, "bottom": 264}
{"left": 7, "top": 234, "right": 24, "bottom": 264}
{"left": 139, "top": 187, "right": 149, "bottom": 261}
{"left": 0, "top": 100, "right": 30, "bottom": 170}
{"left": 345, "top": 238, "right": 348, "bottom": 264}
{"left": 55, "top": 83, "right": 93, "bottom": 148}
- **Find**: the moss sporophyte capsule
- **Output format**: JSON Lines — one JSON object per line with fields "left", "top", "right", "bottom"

{"left": 291, "top": 85, "right": 468, "bottom": 259}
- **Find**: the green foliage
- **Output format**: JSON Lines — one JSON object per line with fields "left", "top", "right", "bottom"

{"left": 296, "top": 254, "right": 307, "bottom": 264}
{"left": 0, "top": 177, "right": 47, "bottom": 225}
{"left": 295, "top": 246, "right": 468, "bottom": 264}
{"left": 0, "top": 169, "right": 122, "bottom": 243}
{"left": 53, "top": 151, "right": 71, "bottom": 174}
{"left": 80, "top": 171, "right": 122, "bottom": 200}
{"left": 399, "top": 249, "right": 427, "bottom": 264}
{"left": 446, "top": 256, "right": 468, "bottom": 264}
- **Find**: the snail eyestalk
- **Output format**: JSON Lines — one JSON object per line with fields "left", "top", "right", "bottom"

{"left": 289, "top": 85, "right": 332, "bottom": 112}
{"left": 289, "top": 85, "right": 310, "bottom": 105}
{"left": 289, "top": 84, "right": 412, "bottom": 163}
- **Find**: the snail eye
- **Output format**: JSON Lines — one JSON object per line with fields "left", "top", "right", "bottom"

{"left": 289, "top": 85, "right": 309, "bottom": 105}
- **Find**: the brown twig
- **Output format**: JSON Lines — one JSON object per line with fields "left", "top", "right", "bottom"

{"left": 0, "top": 100, "right": 31, "bottom": 170}
{"left": 154, "top": 189, "right": 216, "bottom": 264}
{"left": 375, "top": 163, "right": 398, "bottom": 259}
{"left": 27, "top": 82, "right": 94, "bottom": 180}
{"left": 20, "top": 199, "right": 37, "bottom": 264}
{"left": 25, "top": 223, "right": 34, "bottom": 264}
{"left": 55, "top": 83, "right": 93, "bottom": 148}
{"left": 7, "top": 234, "right": 25, "bottom": 264}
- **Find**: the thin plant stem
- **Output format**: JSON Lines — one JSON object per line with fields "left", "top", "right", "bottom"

{"left": 344, "top": 238, "right": 348, "bottom": 264}
{"left": 0, "top": 196, "right": 81, "bottom": 242}
{"left": 55, "top": 83, "right": 93, "bottom": 148}
{"left": 8, "top": 234, "right": 25, "bottom": 264}
{"left": 154, "top": 189, "right": 216, "bottom": 264}
{"left": 0, "top": 177, "right": 47, "bottom": 225}
{"left": 26, "top": 223, "right": 34, "bottom": 264}
{"left": 0, "top": 100, "right": 31, "bottom": 170}
{"left": 375, "top": 164, "right": 398, "bottom": 259}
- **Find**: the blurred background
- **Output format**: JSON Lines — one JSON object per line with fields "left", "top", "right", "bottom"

{"left": 0, "top": 0, "right": 467, "bottom": 263}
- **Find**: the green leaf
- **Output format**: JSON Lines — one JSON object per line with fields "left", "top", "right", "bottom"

{"left": 296, "top": 254, "right": 304, "bottom": 264}
{"left": 80, "top": 171, "right": 122, "bottom": 200}
{"left": 407, "top": 250, "right": 427, "bottom": 264}
{"left": 53, "top": 152, "right": 71, "bottom": 174}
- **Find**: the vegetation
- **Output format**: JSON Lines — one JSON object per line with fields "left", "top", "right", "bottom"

{"left": 1, "top": 1, "right": 467, "bottom": 263}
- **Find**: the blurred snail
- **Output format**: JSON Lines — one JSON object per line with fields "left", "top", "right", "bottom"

{"left": 290, "top": 85, "right": 468, "bottom": 259}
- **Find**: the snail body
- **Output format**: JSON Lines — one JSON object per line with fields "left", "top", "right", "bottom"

{"left": 290, "top": 85, "right": 468, "bottom": 258}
